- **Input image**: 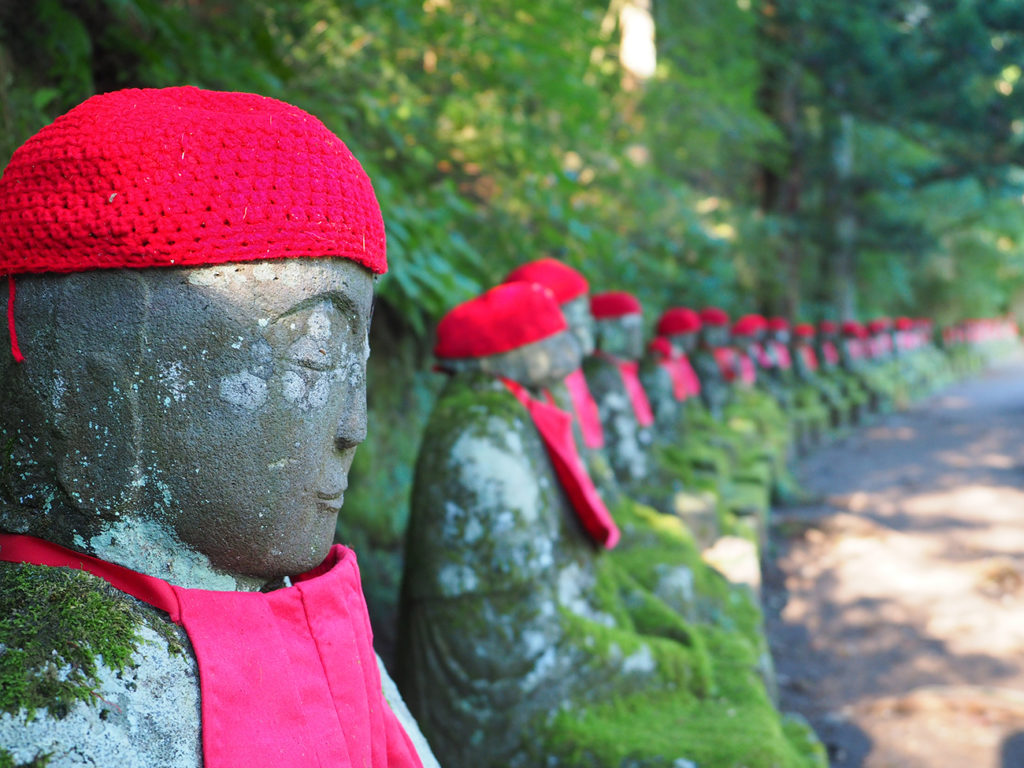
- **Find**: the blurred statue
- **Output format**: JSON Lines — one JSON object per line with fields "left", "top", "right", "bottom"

{"left": 0, "top": 87, "right": 433, "bottom": 768}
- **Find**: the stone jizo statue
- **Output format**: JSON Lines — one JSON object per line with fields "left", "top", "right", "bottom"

{"left": 0, "top": 86, "right": 434, "bottom": 768}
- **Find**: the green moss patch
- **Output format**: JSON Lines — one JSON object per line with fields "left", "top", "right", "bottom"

{"left": 0, "top": 563, "right": 152, "bottom": 718}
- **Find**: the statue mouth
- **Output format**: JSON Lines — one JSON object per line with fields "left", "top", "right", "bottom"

{"left": 315, "top": 488, "right": 346, "bottom": 514}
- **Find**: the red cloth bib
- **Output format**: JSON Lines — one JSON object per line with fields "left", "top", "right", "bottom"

{"left": 649, "top": 339, "right": 702, "bottom": 401}
{"left": 563, "top": 367, "right": 605, "bottom": 449}
{"left": 822, "top": 341, "right": 840, "bottom": 366}
{"left": 737, "top": 354, "right": 756, "bottom": 385}
{"left": 771, "top": 341, "right": 792, "bottom": 370}
{"left": 613, "top": 357, "right": 655, "bottom": 427}
{"left": 754, "top": 342, "right": 773, "bottom": 369}
{"left": 799, "top": 345, "right": 819, "bottom": 372}
{"left": 503, "top": 380, "right": 620, "bottom": 549}
{"left": 712, "top": 346, "right": 737, "bottom": 382}
{"left": 0, "top": 534, "right": 422, "bottom": 768}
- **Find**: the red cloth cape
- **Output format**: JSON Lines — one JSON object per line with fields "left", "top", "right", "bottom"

{"left": 595, "top": 353, "right": 655, "bottom": 427}
{"left": 503, "top": 380, "right": 620, "bottom": 549}
{"left": 563, "top": 368, "right": 605, "bottom": 449}
{"left": 822, "top": 340, "right": 840, "bottom": 366}
{"left": 712, "top": 346, "right": 737, "bottom": 382}
{"left": 737, "top": 353, "right": 756, "bottom": 385}
{"left": 648, "top": 338, "right": 699, "bottom": 402}
{"left": 0, "top": 534, "right": 422, "bottom": 768}
{"left": 771, "top": 341, "right": 792, "bottom": 369}
{"left": 798, "top": 345, "right": 819, "bottom": 371}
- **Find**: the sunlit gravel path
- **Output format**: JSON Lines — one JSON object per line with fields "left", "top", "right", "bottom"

{"left": 764, "top": 360, "right": 1024, "bottom": 768}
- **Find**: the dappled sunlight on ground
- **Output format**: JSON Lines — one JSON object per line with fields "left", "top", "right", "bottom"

{"left": 765, "top": 362, "right": 1024, "bottom": 767}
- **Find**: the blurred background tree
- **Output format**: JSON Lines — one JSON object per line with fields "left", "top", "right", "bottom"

{"left": 3, "top": 0, "right": 1023, "bottom": 659}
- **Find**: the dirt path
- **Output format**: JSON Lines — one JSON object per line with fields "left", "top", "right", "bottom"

{"left": 764, "top": 361, "right": 1024, "bottom": 768}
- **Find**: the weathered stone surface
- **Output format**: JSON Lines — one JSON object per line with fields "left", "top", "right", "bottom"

{"left": 398, "top": 372, "right": 716, "bottom": 767}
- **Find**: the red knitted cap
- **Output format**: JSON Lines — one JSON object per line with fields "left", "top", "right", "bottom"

{"left": 0, "top": 86, "right": 386, "bottom": 277}
{"left": 841, "top": 321, "right": 864, "bottom": 337}
{"left": 591, "top": 291, "right": 642, "bottom": 319}
{"left": 434, "top": 282, "right": 568, "bottom": 359}
{"left": 895, "top": 316, "right": 914, "bottom": 331}
{"left": 732, "top": 314, "right": 766, "bottom": 336}
{"left": 819, "top": 320, "right": 838, "bottom": 334}
{"left": 656, "top": 307, "right": 701, "bottom": 335}
{"left": 699, "top": 307, "right": 730, "bottom": 327}
{"left": 793, "top": 323, "right": 815, "bottom": 338}
{"left": 504, "top": 258, "right": 588, "bottom": 304}
{"left": 867, "top": 318, "right": 891, "bottom": 334}
{"left": 766, "top": 316, "right": 789, "bottom": 332}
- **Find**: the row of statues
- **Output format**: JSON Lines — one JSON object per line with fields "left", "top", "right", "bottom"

{"left": 0, "top": 86, "right": 1015, "bottom": 768}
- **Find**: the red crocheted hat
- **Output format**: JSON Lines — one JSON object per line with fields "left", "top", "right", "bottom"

{"left": 867, "top": 318, "right": 891, "bottom": 334}
{"left": 656, "top": 307, "right": 701, "bottom": 335}
{"left": 841, "top": 320, "right": 864, "bottom": 337}
{"left": 793, "top": 323, "right": 816, "bottom": 338}
{"left": 0, "top": 87, "right": 386, "bottom": 278}
{"left": 819, "top": 320, "right": 838, "bottom": 334}
{"left": 591, "top": 291, "right": 642, "bottom": 319}
{"left": 504, "top": 258, "right": 588, "bottom": 304}
{"left": 699, "top": 307, "right": 730, "bottom": 327}
{"left": 766, "top": 316, "right": 789, "bottom": 332}
{"left": 732, "top": 314, "right": 766, "bottom": 336}
{"left": 434, "top": 282, "right": 568, "bottom": 359}
{"left": 895, "top": 316, "right": 914, "bottom": 331}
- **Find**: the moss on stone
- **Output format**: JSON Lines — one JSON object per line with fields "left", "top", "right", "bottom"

{"left": 0, "top": 563, "right": 159, "bottom": 718}
{"left": 0, "top": 748, "right": 51, "bottom": 768}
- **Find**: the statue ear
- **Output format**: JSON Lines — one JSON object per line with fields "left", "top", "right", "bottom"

{"left": 55, "top": 350, "right": 142, "bottom": 518}
{"left": 52, "top": 272, "right": 147, "bottom": 519}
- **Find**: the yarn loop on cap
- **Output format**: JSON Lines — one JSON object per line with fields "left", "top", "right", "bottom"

{"left": 656, "top": 307, "right": 701, "bottom": 336}
{"left": 698, "top": 307, "right": 729, "bottom": 327}
{"left": 0, "top": 86, "right": 386, "bottom": 278}
{"left": 591, "top": 291, "right": 642, "bottom": 319}
{"left": 434, "top": 282, "right": 568, "bottom": 359}
{"left": 504, "top": 258, "right": 589, "bottom": 304}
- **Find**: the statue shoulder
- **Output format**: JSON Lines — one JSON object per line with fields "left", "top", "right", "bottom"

{"left": 0, "top": 562, "right": 201, "bottom": 768}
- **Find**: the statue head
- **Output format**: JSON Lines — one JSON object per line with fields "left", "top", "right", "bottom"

{"left": 792, "top": 323, "right": 816, "bottom": 349}
{"left": 655, "top": 307, "right": 700, "bottom": 355}
{"left": 0, "top": 87, "right": 385, "bottom": 588}
{"left": 819, "top": 320, "right": 839, "bottom": 341}
{"left": 731, "top": 314, "right": 765, "bottom": 354}
{"left": 504, "top": 258, "right": 595, "bottom": 356}
{"left": 591, "top": 291, "right": 645, "bottom": 360}
{"left": 697, "top": 307, "right": 731, "bottom": 348}
{"left": 767, "top": 317, "right": 790, "bottom": 345}
{"left": 434, "top": 282, "right": 581, "bottom": 390}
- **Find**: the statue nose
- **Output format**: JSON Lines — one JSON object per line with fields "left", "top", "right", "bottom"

{"left": 334, "top": 388, "right": 367, "bottom": 452}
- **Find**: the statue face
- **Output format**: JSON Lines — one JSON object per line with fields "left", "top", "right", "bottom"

{"left": 595, "top": 314, "right": 644, "bottom": 359}
{"left": 772, "top": 329, "right": 790, "bottom": 344}
{"left": 474, "top": 330, "right": 582, "bottom": 389}
{"left": 668, "top": 331, "right": 697, "bottom": 354}
{"left": 2, "top": 259, "right": 374, "bottom": 580}
{"left": 561, "top": 295, "right": 596, "bottom": 356}
{"left": 702, "top": 325, "right": 729, "bottom": 348}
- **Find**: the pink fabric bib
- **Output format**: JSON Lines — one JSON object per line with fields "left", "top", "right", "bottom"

{"left": 649, "top": 337, "right": 689, "bottom": 402}
{"left": 563, "top": 367, "right": 605, "bottom": 449}
{"left": 798, "top": 345, "right": 819, "bottom": 372}
{"left": 0, "top": 534, "right": 422, "bottom": 768}
{"left": 712, "top": 347, "right": 737, "bottom": 382}
{"left": 503, "top": 380, "right": 620, "bottom": 549}
{"left": 737, "top": 354, "right": 756, "bottom": 385}
{"left": 771, "top": 341, "right": 792, "bottom": 370}
{"left": 822, "top": 341, "right": 840, "bottom": 366}
{"left": 617, "top": 358, "right": 655, "bottom": 427}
